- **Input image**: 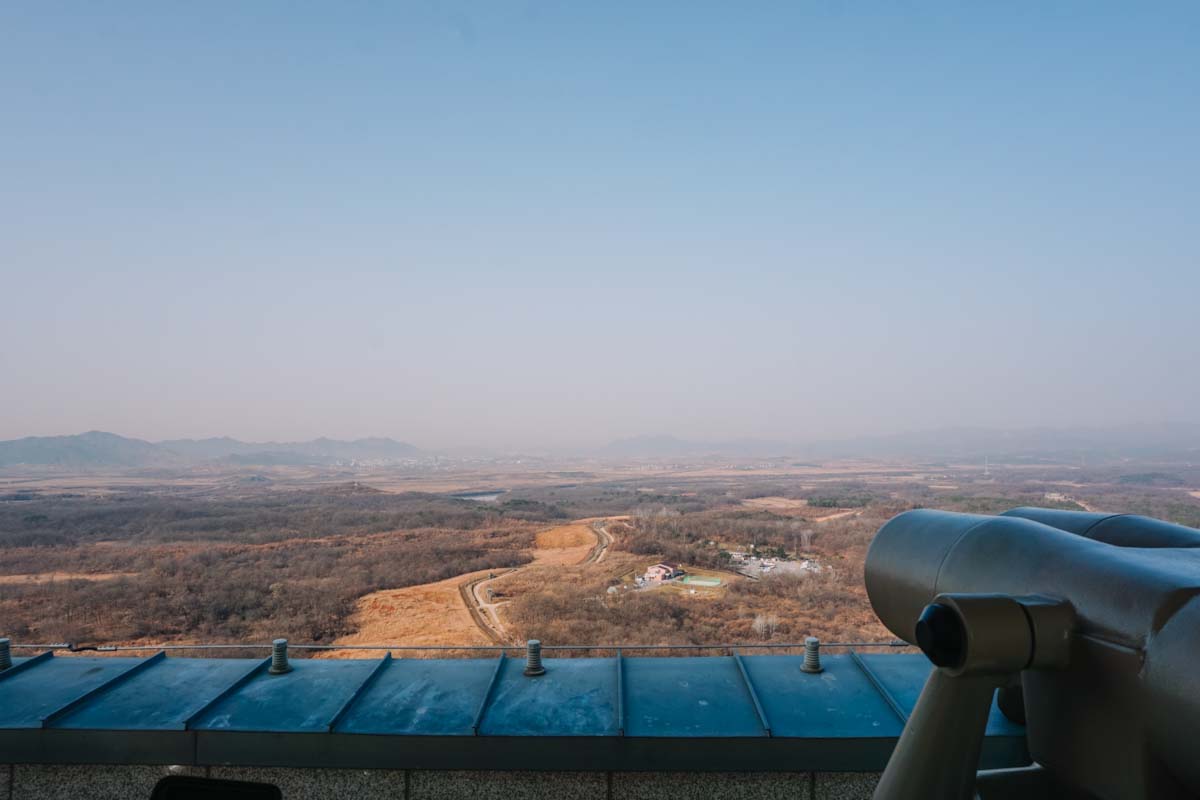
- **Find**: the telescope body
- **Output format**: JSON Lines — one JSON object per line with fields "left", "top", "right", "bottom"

{"left": 865, "top": 508, "right": 1200, "bottom": 799}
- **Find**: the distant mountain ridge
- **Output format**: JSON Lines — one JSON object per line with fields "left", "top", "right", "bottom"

{"left": 0, "top": 431, "right": 179, "bottom": 468}
{"left": 0, "top": 432, "right": 421, "bottom": 468}
{"left": 160, "top": 435, "right": 420, "bottom": 462}
{"left": 4, "top": 424, "right": 1199, "bottom": 468}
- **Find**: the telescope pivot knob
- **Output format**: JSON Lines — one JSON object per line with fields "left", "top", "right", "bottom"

{"left": 915, "top": 594, "right": 1073, "bottom": 678}
{"left": 915, "top": 603, "right": 966, "bottom": 669}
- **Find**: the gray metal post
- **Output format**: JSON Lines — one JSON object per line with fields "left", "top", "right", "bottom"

{"left": 269, "top": 638, "right": 292, "bottom": 674}
{"left": 801, "top": 636, "right": 823, "bottom": 673}
{"left": 524, "top": 639, "right": 546, "bottom": 676}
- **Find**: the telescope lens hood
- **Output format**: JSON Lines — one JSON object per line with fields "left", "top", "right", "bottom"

{"left": 915, "top": 602, "right": 966, "bottom": 669}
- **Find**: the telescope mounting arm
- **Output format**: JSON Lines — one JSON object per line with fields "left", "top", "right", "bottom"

{"left": 874, "top": 593, "right": 1074, "bottom": 800}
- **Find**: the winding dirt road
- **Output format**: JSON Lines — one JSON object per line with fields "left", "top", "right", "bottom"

{"left": 326, "top": 517, "right": 622, "bottom": 654}
{"left": 465, "top": 518, "right": 619, "bottom": 642}
{"left": 461, "top": 571, "right": 513, "bottom": 643}
{"left": 583, "top": 518, "right": 615, "bottom": 564}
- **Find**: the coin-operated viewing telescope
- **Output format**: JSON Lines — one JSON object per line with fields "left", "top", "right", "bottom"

{"left": 865, "top": 507, "right": 1200, "bottom": 800}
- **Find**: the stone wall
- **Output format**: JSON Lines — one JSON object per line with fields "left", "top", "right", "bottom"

{"left": 1, "top": 765, "right": 881, "bottom": 800}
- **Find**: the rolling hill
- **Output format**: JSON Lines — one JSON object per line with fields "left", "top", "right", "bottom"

{"left": 0, "top": 432, "right": 422, "bottom": 468}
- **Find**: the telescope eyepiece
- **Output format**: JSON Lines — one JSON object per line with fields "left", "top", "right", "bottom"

{"left": 915, "top": 602, "right": 966, "bottom": 669}
{"left": 914, "top": 593, "right": 1071, "bottom": 677}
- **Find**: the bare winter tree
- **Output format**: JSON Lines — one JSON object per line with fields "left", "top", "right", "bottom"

{"left": 752, "top": 613, "right": 779, "bottom": 640}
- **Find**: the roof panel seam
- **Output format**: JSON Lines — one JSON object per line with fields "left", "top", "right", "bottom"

{"left": 848, "top": 650, "right": 909, "bottom": 724}
{"left": 42, "top": 651, "right": 166, "bottom": 728}
{"left": 183, "top": 657, "right": 272, "bottom": 730}
{"left": 327, "top": 653, "right": 392, "bottom": 732}
{"left": 472, "top": 653, "right": 506, "bottom": 736}
{"left": 0, "top": 651, "right": 53, "bottom": 683}
{"left": 732, "top": 651, "right": 771, "bottom": 737}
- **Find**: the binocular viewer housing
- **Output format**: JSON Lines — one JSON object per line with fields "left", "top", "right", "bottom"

{"left": 865, "top": 507, "right": 1200, "bottom": 800}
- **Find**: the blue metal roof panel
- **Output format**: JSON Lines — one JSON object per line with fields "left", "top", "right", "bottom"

{"left": 0, "top": 653, "right": 1030, "bottom": 771}
{"left": 0, "top": 653, "right": 1027, "bottom": 743}
{"left": 191, "top": 658, "right": 378, "bottom": 732}
{"left": 52, "top": 657, "right": 264, "bottom": 730}
{"left": 334, "top": 656, "right": 498, "bottom": 736}
{"left": 623, "top": 655, "right": 765, "bottom": 737}
{"left": 741, "top": 654, "right": 905, "bottom": 738}
{"left": 0, "top": 656, "right": 147, "bottom": 729}
{"left": 479, "top": 656, "right": 618, "bottom": 737}
{"left": 856, "top": 654, "right": 1024, "bottom": 736}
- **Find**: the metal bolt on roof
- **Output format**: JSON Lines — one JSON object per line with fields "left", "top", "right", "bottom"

{"left": 523, "top": 639, "right": 546, "bottom": 677}
{"left": 268, "top": 638, "right": 292, "bottom": 675}
{"left": 801, "top": 637, "right": 823, "bottom": 673}
{"left": 0, "top": 637, "right": 11, "bottom": 671}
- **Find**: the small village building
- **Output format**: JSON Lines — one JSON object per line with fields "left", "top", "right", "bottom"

{"left": 643, "top": 563, "right": 683, "bottom": 582}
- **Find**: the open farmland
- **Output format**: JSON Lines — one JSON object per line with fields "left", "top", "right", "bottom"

{"left": 2, "top": 456, "right": 1200, "bottom": 653}
{"left": 0, "top": 486, "right": 544, "bottom": 645}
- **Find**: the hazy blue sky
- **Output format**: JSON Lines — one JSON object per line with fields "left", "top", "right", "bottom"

{"left": 2, "top": 2, "right": 1198, "bottom": 449}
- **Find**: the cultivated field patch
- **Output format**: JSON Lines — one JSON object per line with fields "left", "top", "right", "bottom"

{"left": 742, "top": 496, "right": 809, "bottom": 511}
{"left": 535, "top": 522, "right": 595, "bottom": 550}
{"left": 0, "top": 571, "right": 136, "bottom": 585}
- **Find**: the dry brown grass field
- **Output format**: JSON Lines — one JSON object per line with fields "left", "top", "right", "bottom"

{"left": 5, "top": 457, "right": 1200, "bottom": 654}
{"left": 320, "top": 568, "right": 500, "bottom": 658}
{"left": 0, "top": 571, "right": 136, "bottom": 585}
{"left": 741, "top": 496, "right": 809, "bottom": 512}
{"left": 323, "top": 518, "right": 611, "bottom": 654}
{"left": 532, "top": 522, "right": 596, "bottom": 561}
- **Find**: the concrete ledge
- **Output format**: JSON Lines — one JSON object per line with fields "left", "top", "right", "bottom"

{"left": 613, "top": 771, "right": 811, "bottom": 800}
{"left": 212, "top": 767, "right": 405, "bottom": 800}
{"left": 7, "top": 765, "right": 884, "bottom": 800}
{"left": 815, "top": 771, "right": 880, "bottom": 800}
{"left": 11, "top": 764, "right": 203, "bottom": 800}
{"left": 410, "top": 771, "right": 607, "bottom": 800}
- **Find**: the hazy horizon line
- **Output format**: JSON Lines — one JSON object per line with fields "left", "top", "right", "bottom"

{"left": 5, "top": 420, "right": 1200, "bottom": 454}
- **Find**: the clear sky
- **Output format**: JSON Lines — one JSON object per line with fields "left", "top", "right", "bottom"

{"left": 2, "top": 2, "right": 1198, "bottom": 450}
